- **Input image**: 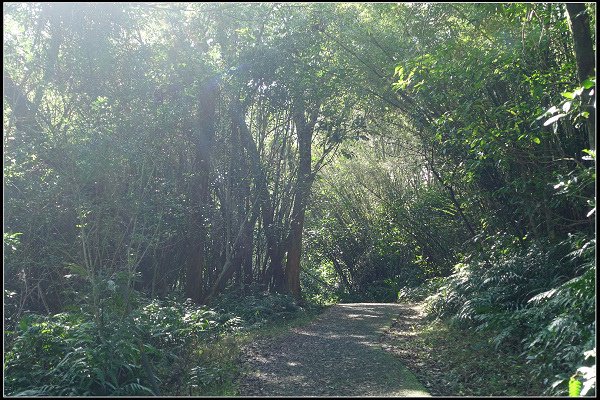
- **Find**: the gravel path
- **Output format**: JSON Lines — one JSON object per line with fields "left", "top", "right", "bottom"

{"left": 237, "top": 303, "right": 430, "bottom": 397}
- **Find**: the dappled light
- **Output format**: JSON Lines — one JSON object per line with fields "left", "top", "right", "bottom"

{"left": 3, "top": 2, "right": 595, "bottom": 397}
{"left": 239, "top": 303, "right": 430, "bottom": 397}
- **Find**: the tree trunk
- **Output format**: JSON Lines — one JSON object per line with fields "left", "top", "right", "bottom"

{"left": 241, "top": 215, "right": 254, "bottom": 290}
{"left": 231, "top": 98, "right": 286, "bottom": 293}
{"left": 285, "top": 109, "right": 317, "bottom": 302}
{"left": 429, "top": 164, "right": 477, "bottom": 238}
{"left": 203, "top": 204, "right": 259, "bottom": 303}
{"left": 185, "top": 81, "right": 218, "bottom": 303}
{"left": 566, "top": 3, "right": 596, "bottom": 150}
{"left": 237, "top": 133, "right": 255, "bottom": 291}
{"left": 285, "top": 206, "right": 306, "bottom": 301}
{"left": 331, "top": 256, "right": 352, "bottom": 292}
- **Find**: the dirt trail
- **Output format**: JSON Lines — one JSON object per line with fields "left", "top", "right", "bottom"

{"left": 237, "top": 303, "right": 430, "bottom": 397}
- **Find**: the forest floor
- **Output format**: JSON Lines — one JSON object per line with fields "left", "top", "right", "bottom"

{"left": 236, "top": 303, "right": 430, "bottom": 396}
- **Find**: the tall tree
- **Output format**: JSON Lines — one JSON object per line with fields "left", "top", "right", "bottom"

{"left": 285, "top": 106, "right": 319, "bottom": 301}
{"left": 566, "top": 3, "right": 596, "bottom": 150}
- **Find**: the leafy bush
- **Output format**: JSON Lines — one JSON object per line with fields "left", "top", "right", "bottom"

{"left": 523, "top": 235, "right": 595, "bottom": 395}
{"left": 3, "top": 291, "right": 308, "bottom": 396}
{"left": 210, "top": 291, "right": 305, "bottom": 327}
{"left": 397, "top": 277, "right": 447, "bottom": 302}
{"left": 425, "top": 237, "right": 569, "bottom": 325}
{"left": 423, "top": 233, "right": 595, "bottom": 395}
{"left": 4, "top": 311, "right": 156, "bottom": 396}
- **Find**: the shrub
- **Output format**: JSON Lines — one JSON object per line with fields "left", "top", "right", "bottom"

{"left": 4, "top": 311, "right": 155, "bottom": 396}
{"left": 3, "top": 290, "right": 308, "bottom": 396}
{"left": 423, "top": 233, "right": 595, "bottom": 395}
{"left": 210, "top": 291, "right": 304, "bottom": 327}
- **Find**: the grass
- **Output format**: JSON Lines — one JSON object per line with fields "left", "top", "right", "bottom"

{"left": 383, "top": 311, "right": 546, "bottom": 396}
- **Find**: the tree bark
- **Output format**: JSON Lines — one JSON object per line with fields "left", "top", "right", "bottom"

{"left": 203, "top": 202, "right": 259, "bottom": 303}
{"left": 185, "top": 80, "right": 218, "bottom": 303}
{"left": 241, "top": 215, "right": 254, "bottom": 289}
{"left": 231, "top": 98, "right": 286, "bottom": 293}
{"left": 285, "top": 108, "right": 318, "bottom": 302}
{"left": 236, "top": 125, "right": 255, "bottom": 291}
{"left": 566, "top": 3, "right": 596, "bottom": 150}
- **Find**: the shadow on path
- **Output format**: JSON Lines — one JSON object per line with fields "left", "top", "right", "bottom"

{"left": 238, "top": 303, "right": 430, "bottom": 397}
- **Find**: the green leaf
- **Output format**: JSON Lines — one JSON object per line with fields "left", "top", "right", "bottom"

{"left": 582, "top": 149, "right": 595, "bottom": 159}
{"left": 532, "top": 137, "right": 541, "bottom": 144}
{"left": 561, "top": 92, "right": 576, "bottom": 99}
{"left": 569, "top": 375, "right": 583, "bottom": 397}
{"left": 18, "top": 317, "right": 31, "bottom": 332}
{"left": 582, "top": 78, "right": 595, "bottom": 89}
{"left": 394, "top": 65, "right": 404, "bottom": 78}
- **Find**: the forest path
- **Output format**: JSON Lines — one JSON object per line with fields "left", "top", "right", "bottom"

{"left": 237, "top": 303, "right": 430, "bottom": 397}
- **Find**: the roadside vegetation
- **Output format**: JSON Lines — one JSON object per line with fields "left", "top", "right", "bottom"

{"left": 4, "top": 2, "right": 595, "bottom": 397}
{"left": 4, "top": 290, "right": 321, "bottom": 396}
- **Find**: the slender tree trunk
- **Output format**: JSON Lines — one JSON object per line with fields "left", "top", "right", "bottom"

{"left": 185, "top": 81, "right": 218, "bottom": 303}
{"left": 231, "top": 98, "right": 286, "bottom": 293}
{"left": 331, "top": 257, "right": 352, "bottom": 292}
{"left": 241, "top": 216, "right": 254, "bottom": 290}
{"left": 236, "top": 127, "right": 255, "bottom": 291}
{"left": 285, "top": 206, "right": 306, "bottom": 301}
{"left": 429, "top": 164, "right": 477, "bottom": 238}
{"left": 566, "top": 3, "right": 596, "bottom": 150}
{"left": 285, "top": 109, "right": 318, "bottom": 302}
{"left": 203, "top": 204, "right": 259, "bottom": 303}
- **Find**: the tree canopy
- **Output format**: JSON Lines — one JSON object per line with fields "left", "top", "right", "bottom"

{"left": 3, "top": 2, "right": 596, "bottom": 397}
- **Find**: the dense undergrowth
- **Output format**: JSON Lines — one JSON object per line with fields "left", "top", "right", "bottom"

{"left": 4, "top": 291, "right": 319, "bottom": 396}
{"left": 398, "top": 231, "right": 596, "bottom": 396}
{"left": 2, "top": 3, "right": 596, "bottom": 398}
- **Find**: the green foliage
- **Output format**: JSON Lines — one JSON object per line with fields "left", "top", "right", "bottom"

{"left": 542, "top": 77, "right": 595, "bottom": 127}
{"left": 3, "top": 291, "right": 309, "bottom": 396}
{"left": 210, "top": 291, "right": 308, "bottom": 328}
{"left": 387, "top": 319, "right": 545, "bottom": 396}
{"left": 303, "top": 145, "right": 465, "bottom": 303}
{"left": 5, "top": 311, "right": 154, "bottom": 396}
{"left": 570, "top": 375, "right": 584, "bottom": 397}
{"left": 424, "top": 231, "right": 595, "bottom": 395}
{"left": 2, "top": 2, "right": 596, "bottom": 396}
{"left": 573, "top": 348, "right": 596, "bottom": 397}
{"left": 397, "top": 277, "right": 447, "bottom": 302}
{"left": 3, "top": 232, "right": 22, "bottom": 252}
